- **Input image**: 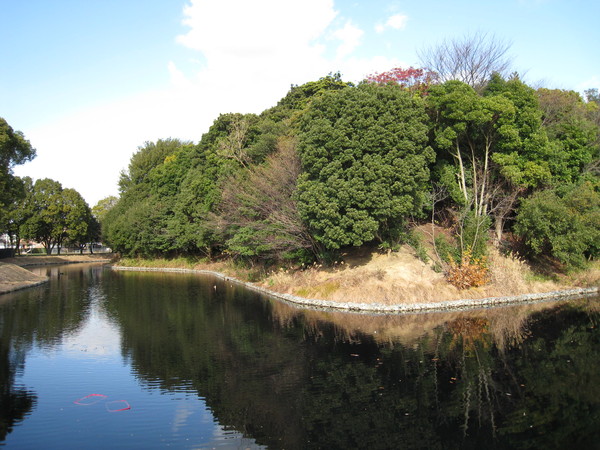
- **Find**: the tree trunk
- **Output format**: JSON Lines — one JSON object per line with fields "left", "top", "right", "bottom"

{"left": 494, "top": 216, "right": 504, "bottom": 244}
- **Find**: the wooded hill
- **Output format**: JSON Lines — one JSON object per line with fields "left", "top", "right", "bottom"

{"left": 99, "top": 70, "right": 599, "bottom": 286}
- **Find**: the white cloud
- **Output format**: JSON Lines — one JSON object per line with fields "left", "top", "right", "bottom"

{"left": 332, "top": 20, "right": 364, "bottom": 59}
{"left": 577, "top": 75, "right": 600, "bottom": 94}
{"left": 376, "top": 13, "right": 408, "bottom": 33}
{"left": 15, "top": 0, "right": 407, "bottom": 206}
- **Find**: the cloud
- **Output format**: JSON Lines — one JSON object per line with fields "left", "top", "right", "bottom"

{"left": 376, "top": 13, "right": 408, "bottom": 33}
{"left": 16, "top": 0, "right": 405, "bottom": 206}
{"left": 332, "top": 20, "right": 364, "bottom": 59}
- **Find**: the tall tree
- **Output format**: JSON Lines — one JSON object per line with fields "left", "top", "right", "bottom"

{"left": 537, "top": 88, "right": 599, "bottom": 182}
{"left": 428, "top": 77, "right": 553, "bottom": 244}
{"left": 297, "top": 82, "right": 434, "bottom": 251}
{"left": 21, "top": 179, "right": 65, "bottom": 254}
{"left": 215, "top": 136, "right": 316, "bottom": 262}
{"left": 62, "top": 188, "right": 98, "bottom": 254}
{"left": 0, "top": 118, "right": 36, "bottom": 224}
{"left": 2, "top": 176, "right": 33, "bottom": 254}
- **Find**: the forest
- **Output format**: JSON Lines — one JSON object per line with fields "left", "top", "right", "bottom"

{"left": 2, "top": 36, "right": 599, "bottom": 289}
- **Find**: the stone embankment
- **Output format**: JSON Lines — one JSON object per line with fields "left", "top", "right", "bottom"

{"left": 111, "top": 265, "right": 600, "bottom": 314}
{"left": 0, "top": 262, "right": 48, "bottom": 294}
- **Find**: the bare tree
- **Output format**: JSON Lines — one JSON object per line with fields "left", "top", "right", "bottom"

{"left": 214, "top": 136, "right": 319, "bottom": 261}
{"left": 217, "top": 115, "right": 252, "bottom": 168}
{"left": 419, "top": 32, "right": 513, "bottom": 92}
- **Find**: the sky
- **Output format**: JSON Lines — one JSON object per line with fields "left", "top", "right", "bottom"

{"left": 3, "top": 0, "right": 599, "bottom": 207}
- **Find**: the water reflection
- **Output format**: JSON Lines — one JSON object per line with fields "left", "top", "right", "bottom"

{"left": 1, "top": 265, "right": 599, "bottom": 449}
{"left": 0, "top": 264, "right": 97, "bottom": 441}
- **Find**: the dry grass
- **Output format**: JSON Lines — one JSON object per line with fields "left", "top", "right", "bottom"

{"left": 257, "top": 242, "right": 584, "bottom": 306}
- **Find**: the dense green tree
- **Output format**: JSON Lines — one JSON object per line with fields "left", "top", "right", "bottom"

{"left": 514, "top": 181, "right": 600, "bottom": 268}
{"left": 105, "top": 139, "right": 193, "bottom": 256}
{"left": 62, "top": 188, "right": 99, "bottom": 253}
{"left": 20, "top": 179, "right": 95, "bottom": 254}
{"left": 118, "top": 138, "right": 190, "bottom": 192}
{"left": 2, "top": 176, "right": 32, "bottom": 254}
{"left": 92, "top": 196, "right": 118, "bottom": 223}
{"left": 296, "top": 82, "right": 434, "bottom": 250}
{"left": 20, "top": 179, "right": 65, "bottom": 254}
{"left": 269, "top": 72, "right": 350, "bottom": 123}
{"left": 428, "top": 77, "right": 554, "bottom": 247}
{"left": 0, "top": 118, "right": 35, "bottom": 225}
{"left": 537, "top": 88, "right": 599, "bottom": 182}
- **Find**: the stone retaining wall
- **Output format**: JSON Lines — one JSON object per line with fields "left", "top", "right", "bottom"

{"left": 111, "top": 265, "right": 600, "bottom": 314}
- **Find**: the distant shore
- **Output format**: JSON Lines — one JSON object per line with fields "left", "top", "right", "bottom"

{"left": 0, "top": 254, "right": 114, "bottom": 295}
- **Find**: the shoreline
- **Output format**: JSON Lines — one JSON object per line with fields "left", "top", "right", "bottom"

{"left": 0, "top": 255, "right": 114, "bottom": 295}
{"left": 111, "top": 265, "right": 600, "bottom": 314}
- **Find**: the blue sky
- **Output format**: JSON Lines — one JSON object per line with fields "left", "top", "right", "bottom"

{"left": 3, "top": 0, "right": 599, "bottom": 206}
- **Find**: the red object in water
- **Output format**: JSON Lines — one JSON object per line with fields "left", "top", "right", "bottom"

{"left": 73, "top": 394, "right": 108, "bottom": 405}
{"left": 105, "top": 400, "right": 131, "bottom": 412}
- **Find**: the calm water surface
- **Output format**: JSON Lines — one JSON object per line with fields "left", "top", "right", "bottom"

{"left": 1, "top": 263, "right": 599, "bottom": 449}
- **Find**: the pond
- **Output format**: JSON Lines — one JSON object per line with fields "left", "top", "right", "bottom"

{"left": 1, "top": 263, "right": 599, "bottom": 449}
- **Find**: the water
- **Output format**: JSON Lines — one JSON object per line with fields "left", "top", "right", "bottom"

{"left": 1, "top": 263, "right": 599, "bottom": 449}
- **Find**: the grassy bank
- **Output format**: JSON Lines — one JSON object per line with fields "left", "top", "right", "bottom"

{"left": 115, "top": 245, "right": 600, "bottom": 306}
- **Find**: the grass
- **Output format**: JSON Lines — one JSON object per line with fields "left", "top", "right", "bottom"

{"left": 117, "top": 256, "right": 208, "bottom": 269}
{"left": 113, "top": 238, "right": 598, "bottom": 307}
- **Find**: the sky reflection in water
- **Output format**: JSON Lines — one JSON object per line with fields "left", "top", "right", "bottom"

{"left": 1, "top": 263, "right": 599, "bottom": 449}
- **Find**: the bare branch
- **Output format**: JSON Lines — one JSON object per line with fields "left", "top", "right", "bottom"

{"left": 419, "top": 32, "right": 513, "bottom": 92}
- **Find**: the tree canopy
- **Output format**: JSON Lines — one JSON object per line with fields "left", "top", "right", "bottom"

{"left": 296, "top": 82, "right": 434, "bottom": 250}
{"left": 92, "top": 70, "right": 599, "bottom": 273}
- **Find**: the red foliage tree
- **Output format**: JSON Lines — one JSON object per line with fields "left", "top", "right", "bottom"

{"left": 365, "top": 66, "right": 438, "bottom": 95}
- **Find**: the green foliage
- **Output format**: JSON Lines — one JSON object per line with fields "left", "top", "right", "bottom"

{"left": 297, "top": 82, "right": 434, "bottom": 250}
{"left": 434, "top": 234, "right": 460, "bottom": 264}
{"left": 537, "top": 88, "right": 599, "bottom": 184}
{"left": 515, "top": 181, "right": 600, "bottom": 268}
{"left": 0, "top": 118, "right": 36, "bottom": 226}
{"left": 215, "top": 137, "right": 316, "bottom": 263}
{"left": 270, "top": 72, "right": 350, "bottom": 123}
{"left": 459, "top": 210, "right": 491, "bottom": 259}
{"left": 20, "top": 179, "right": 94, "bottom": 254}
{"left": 118, "top": 138, "right": 189, "bottom": 193}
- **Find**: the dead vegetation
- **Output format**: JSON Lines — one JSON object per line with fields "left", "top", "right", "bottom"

{"left": 254, "top": 225, "right": 592, "bottom": 305}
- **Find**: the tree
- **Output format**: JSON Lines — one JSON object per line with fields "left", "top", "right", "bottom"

{"left": 419, "top": 32, "right": 512, "bottom": 92}
{"left": 62, "top": 188, "right": 98, "bottom": 254}
{"left": 20, "top": 179, "right": 95, "bottom": 254}
{"left": 21, "top": 179, "right": 64, "bottom": 254}
{"left": 428, "top": 77, "right": 553, "bottom": 245}
{"left": 2, "top": 176, "right": 33, "bottom": 254}
{"left": 0, "top": 118, "right": 36, "bottom": 224}
{"left": 296, "top": 82, "right": 434, "bottom": 251}
{"left": 365, "top": 66, "right": 437, "bottom": 95}
{"left": 537, "top": 88, "right": 599, "bottom": 182}
{"left": 428, "top": 80, "right": 518, "bottom": 218}
{"left": 118, "top": 138, "right": 190, "bottom": 193}
{"left": 514, "top": 181, "right": 600, "bottom": 268}
{"left": 215, "top": 136, "right": 317, "bottom": 263}
{"left": 92, "top": 196, "right": 118, "bottom": 223}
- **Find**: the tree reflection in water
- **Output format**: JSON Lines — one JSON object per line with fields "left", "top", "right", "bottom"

{"left": 0, "top": 264, "right": 95, "bottom": 441}
{"left": 1, "top": 266, "right": 598, "bottom": 449}
{"left": 104, "top": 271, "right": 600, "bottom": 449}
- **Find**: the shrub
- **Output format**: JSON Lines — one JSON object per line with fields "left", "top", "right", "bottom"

{"left": 446, "top": 248, "right": 489, "bottom": 289}
{"left": 514, "top": 181, "right": 600, "bottom": 269}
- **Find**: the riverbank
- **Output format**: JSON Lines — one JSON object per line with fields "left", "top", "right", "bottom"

{"left": 112, "top": 264, "right": 599, "bottom": 313}
{"left": 112, "top": 244, "right": 599, "bottom": 313}
{"left": 0, "top": 254, "right": 115, "bottom": 295}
